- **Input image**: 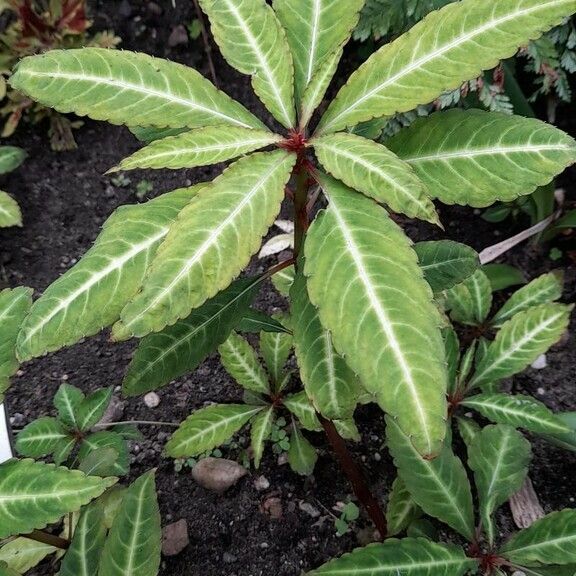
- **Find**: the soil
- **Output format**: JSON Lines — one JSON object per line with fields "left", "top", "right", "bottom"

{"left": 0, "top": 2, "right": 575, "bottom": 575}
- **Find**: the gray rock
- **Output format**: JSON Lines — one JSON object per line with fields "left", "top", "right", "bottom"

{"left": 162, "top": 520, "right": 189, "bottom": 557}
{"left": 192, "top": 458, "right": 248, "bottom": 493}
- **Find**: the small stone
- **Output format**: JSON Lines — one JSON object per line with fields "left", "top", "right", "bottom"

{"left": 356, "top": 526, "right": 380, "bottom": 547}
{"left": 262, "top": 496, "right": 283, "bottom": 520}
{"left": 161, "top": 519, "right": 189, "bottom": 556}
{"left": 531, "top": 354, "right": 547, "bottom": 370}
{"left": 94, "top": 396, "right": 125, "bottom": 428}
{"left": 147, "top": 1, "right": 162, "bottom": 16}
{"left": 9, "top": 413, "right": 25, "bottom": 427}
{"left": 144, "top": 392, "right": 161, "bottom": 408}
{"left": 192, "top": 457, "right": 248, "bottom": 493}
{"left": 298, "top": 501, "right": 320, "bottom": 518}
{"left": 222, "top": 552, "right": 237, "bottom": 564}
{"left": 168, "top": 25, "right": 189, "bottom": 48}
{"left": 254, "top": 475, "right": 270, "bottom": 491}
{"left": 537, "top": 387, "right": 546, "bottom": 396}
{"left": 277, "top": 453, "right": 288, "bottom": 466}
{"left": 373, "top": 452, "right": 381, "bottom": 462}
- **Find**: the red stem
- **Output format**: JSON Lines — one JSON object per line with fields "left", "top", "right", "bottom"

{"left": 23, "top": 529, "right": 70, "bottom": 550}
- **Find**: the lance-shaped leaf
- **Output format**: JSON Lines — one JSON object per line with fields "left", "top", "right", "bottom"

{"left": 468, "top": 424, "right": 531, "bottom": 545}
{"left": 272, "top": 265, "right": 295, "bottom": 297}
{"left": 122, "top": 277, "right": 260, "bottom": 396}
{"left": 305, "top": 538, "right": 477, "bottom": 576}
{"left": 78, "top": 431, "right": 129, "bottom": 476}
{"left": 199, "top": 0, "right": 295, "bottom": 127}
{"left": 443, "top": 328, "right": 460, "bottom": 396}
{"left": 457, "top": 417, "right": 481, "bottom": 452}
{"left": 484, "top": 264, "right": 527, "bottom": 292}
{"left": 446, "top": 269, "right": 493, "bottom": 326}
{"left": 305, "top": 174, "right": 447, "bottom": 456}
{"left": 0, "top": 192, "right": 21, "bottom": 227}
{"left": 462, "top": 393, "right": 570, "bottom": 435}
{"left": 60, "top": 500, "right": 106, "bottom": 576}
{"left": 0, "top": 459, "right": 115, "bottom": 539}
{"left": 283, "top": 390, "right": 322, "bottom": 432}
{"left": 520, "top": 566, "right": 576, "bottom": 576}
{"left": 251, "top": 406, "right": 274, "bottom": 469}
{"left": 76, "top": 388, "right": 113, "bottom": 431}
{"left": 291, "top": 268, "right": 360, "bottom": 420}
{"left": 500, "top": 509, "right": 576, "bottom": 566}
{"left": 54, "top": 383, "right": 84, "bottom": 429}
{"left": 0, "top": 538, "right": 57, "bottom": 573}
{"left": 112, "top": 126, "right": 282, "bottom": 172}
{"left": 415, "top": 241, "right": 480, "bottom": 294}
{"left": 316, "top": 0, "right": 576, "bottom": 134}
{"left": 288, "top": 422, "right": 317, "bottom": 476}
{"left": 260, "top": 317, "right": 293, "bottom": 386}
{"left": 15, "top": 417, "right": 71, "bottom": 458}
{"left": 386, "top": 417, "right": 475, "bottom": 540}
{"left": 99, "top": 472, "right": 161, "bottom": 576}
{"left": 0, "top": 287, "right": 32, "bottom": 401}
{"left": 17, "top": 187, "right": 200, "bottom": 361}
{"left": 312, "top": 133, "right": 438, "bottom": 223}
{"left": 386, "top": 477, "right": 422, "bottom": 537}
{"left": 115, "top": 150, "right": 296, "bottom": 339}
{"left": 273, "top": 0, "right": 363, "bottom": 104}
{"left": 470, "top": 303, "right": 573, "bottom": 388}
{"left": 165, "top": 404, "right": 262, "bottom": 458}
{"left": 10, "top": 48, "right": 264, "bottom": 130}
{"left": 492, "top": 271, "right": 564, "bottom": 328}
{"left": 238, "top": 309, "right": 290, "bottom": 334}
{"left": 130, "top": 126, "right": 188, "bottom": 143}
{"left": 387, "top": 110, "right": 576, "bottom": 206}
{"left": 0, "top": 146, "right": 26, "bottom": 174}
{"left": 219, "top": 332, "right": 270, "bottom": 395}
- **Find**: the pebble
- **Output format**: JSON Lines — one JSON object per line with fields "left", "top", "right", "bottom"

{"left": 254, "top": 475, "right": 270, "bottom": 491}
{"left": 161, "top": 520, "right": 189, "bottom": 557}
{"left": 299, "top": 501, "right": 320, "bottom": 518}
{"left": 222, "top": 552, "right": 237, "bottom": 564}
{"left": 531, "top": 354, "right": 547, "bottom": 370}
{"left": 9, "top": 413, "right": 25, "bottom": 427}
{"left": 144, "top": 392, "right": 161, "bottom": 408}
{"left": 262, "top": 496, "right": 283, "bottom": 519}
{"left": 192, "top": 458, "right": 248, "bottom": 493}
{"left": 537, "top": 387, "right": 546, "bottom": 396}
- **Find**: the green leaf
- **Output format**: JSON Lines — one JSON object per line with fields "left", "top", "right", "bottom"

{"left": 272, "top": 0, "right": 363, "bottom": 105}
{"left": 283, "top": 390, "right": 322, "bottom": 432}
{"left": 76, "top": 387, "right": 113, "bottom": 431}
{"left": 462, "top": 393, "right": 571, "bottom": 435}
{"left": 0, "top": 538, "right": 57, "bottom": 574}
{"left": 520, "top": 566, "right": 576, "bottom": 576}
{"left": 456, "top": 417, "right": 481, "bottom": 452}
{"left": 470, "top": 303, "right": 573, "bottom": 388}
{"left": 122, "top": 277, "right": 261, "bottom": 396}
{"left": 312, "top": 132, "right": 438, "bottom": 223}
{"left": 288, "top": 423, "right": 317, "bottom": 476}
{"left": 0, "top": 459, "right": 115, "bottom": 539}
{"left": 541, "top": 412, "right": 576, "bottom": 453}
{"left": 17, "top": 187, "right": 200, "bottom": 361}
{"left": 113, "top": 126, "right": 281, "bottom": 172}
{"left": 386, "top": 477, "right": 422, "bottom": 537}
{"left": 387, "top": 110, "right": 576, "bottom": 206}
{"left": 291, "top": 268, "right": 360, "bottom": 420}
{"left": 492, "top": 271, "right": 564, "bottom": 328}
{"left": 483, "top": 264, "right": 527, "bottom": 292}
{"left": 78, "top": 431, "right": 129, "bottom": 477}
{"left": 0, "top": 192, "right": 21, "bottom": 228}
{"left": 130, "top": 126, "right": 188, "bottom": 143}
{"left": 468, "top": 424, "right": 531, "bottom": 545}
{"left": 415, "top": 241, "right": 480, "bottom": 293}
{"left": 0, "top": 287, "right": 32, "bottom": 401}
{"left": 304, "top": 538, "right": 477, "bottom": 575}
{"left": 78, "top": 447, "right": 120, "bottom": 477}
{"left": 53, "top": 436, "right": 77, "bottom": 466}
{"left": 501, "top": 509, "right": 576, "bottom": 566}
{"left": 271, "top": 265, "right": 295, "bottom": 297}
{"left": 99, "top": 471, "right": 161, "bottom": 576}
{"left": 219, "top": 331, "right": 270, "bottom": 395}
{"left": 334, "top": 419, "right": 360, "bottom": 441}
{"left": 237, "top": 309, "right": 291, "bottom": 334}
{"left": 115, "top": 150, "right": 296, "bottom": 339}
{"left": 443, "top": 328, "right": 460, "bottom": 396}
{"left": 305, "top": 174, "right": 447, "bottom": 457}
{"left": 0, "top": 146, "right": 26, "bottom": 174}
{"left": 10, "top": 48, "right": 264, "bottom": 131}
{"left": 15, "top": 417, "right": 71, "bottom": 458}
{"left": 446, "top": 269, "right": 493, "bottom": 326}
{"left": 199, "top": 0, "right": 295, "bottom": 127}
{"left": 165, "top": 404, "right": 262, "bottom": 458}
{"left": 316, "top": 0, "right": 576, "bottom": 134}
{"left": 251, "top": 406, "right": 274, "bottom": 469}
{"left": 260, "top": 318, "right": 293, "bottom": 386}
{"left": 386, "top": 416, "right": 475, "bottom": 540}
{"left": 60, "top": 500, "right": 106, "bottom": 576}
{"left": 54, "top": 383, "right": 84, "bottom": 429}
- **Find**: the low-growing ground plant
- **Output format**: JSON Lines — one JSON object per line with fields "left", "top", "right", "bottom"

{"left": 1, "top": 0, "right": 576, "bottom": 573}
{"left": 0, "top": 145, "right": 26, "bottom": 227}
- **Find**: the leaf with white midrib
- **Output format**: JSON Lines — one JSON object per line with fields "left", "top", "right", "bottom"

{"left": 0, "top": 191, "right": 22, "bottom": 228}
{"left": 15, "top": 417, "right": 71, "bottom": 458}
{"left": 251, "top": 407, "right": 275, "bottom": 469}
{"left": 305, "top": 538, "right": 477, "bottom": 575}
{"left": 386, "top": 477, "right": 422, "bottom": 537}
{"left": 0, "top": 538, "right": 57, "bottom": 574}
{"left": 17, "top": 187, "right": 201, "bottom": 361}
{"left": 200, "top": 0, "right": 296, "bottom": 127}
{"left": 316, "top": 0, "right": 576, "bottom": 134}
{"left": 115, "top": 150, "right": 296, "bottom": 339}
{"left": 0, "top": 146, "right": 26, "bottom": 175}
{"left": 387, "top": 110, "right": 576, "bottom": 207}
{"left": 305, "top": 173, "right": 447, "bottom": 456}
{"left": 0, "top": 459, "right": 116, "bottom": 539}
{"left": 10, "top": 48, "right": 265, "bottom": 131}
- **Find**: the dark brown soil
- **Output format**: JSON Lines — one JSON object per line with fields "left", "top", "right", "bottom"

{"left": 0, "top": 2, "right": 575, "bottom": 575}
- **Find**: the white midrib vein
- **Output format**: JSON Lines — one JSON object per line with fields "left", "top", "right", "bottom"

{"left": 322, "top": 330, "right": 339, "bottom": 413}
{"left": 0, "top": 290, "right": 28, "bottom": 322}
{"left": 506, "top": 532, "right": 576, "bottom": 555}
{"left": 323, "top": 555, "right": 468, "bottom": 574}
{"left": 20, "top": 228, "right": 168, "bottom": 346}
{"left": 19, "top": 70, "right": 255, "bottom": 130}
{"left": 125, "top": 480, "right": 146, "bottom": 576}
{"left": 329, "top": 200, "right": 432, "bottom": 452}
{"left": 223, "top": 0, "right": 292, "bottom": 127}
{"left": 123, "top": 157, "right": 287, "bottom": 328}
{"left": 305, "top": 0, "right": 322, "bottom": 86}
{"left": 322, "top": 0, "right": 572, "bottom": 132}
{"left": 226, "top": 339, "right": 268, "bottom": 391}
{"left": 485, "top": 432, "right": 509, "bottom": 506}
{"left": 404, "top": 143, "right": 573, "bottom": 163}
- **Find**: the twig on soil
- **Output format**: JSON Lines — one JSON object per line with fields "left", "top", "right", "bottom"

{"left": 192, "top": 0, "right": 219, "bottom": 87}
